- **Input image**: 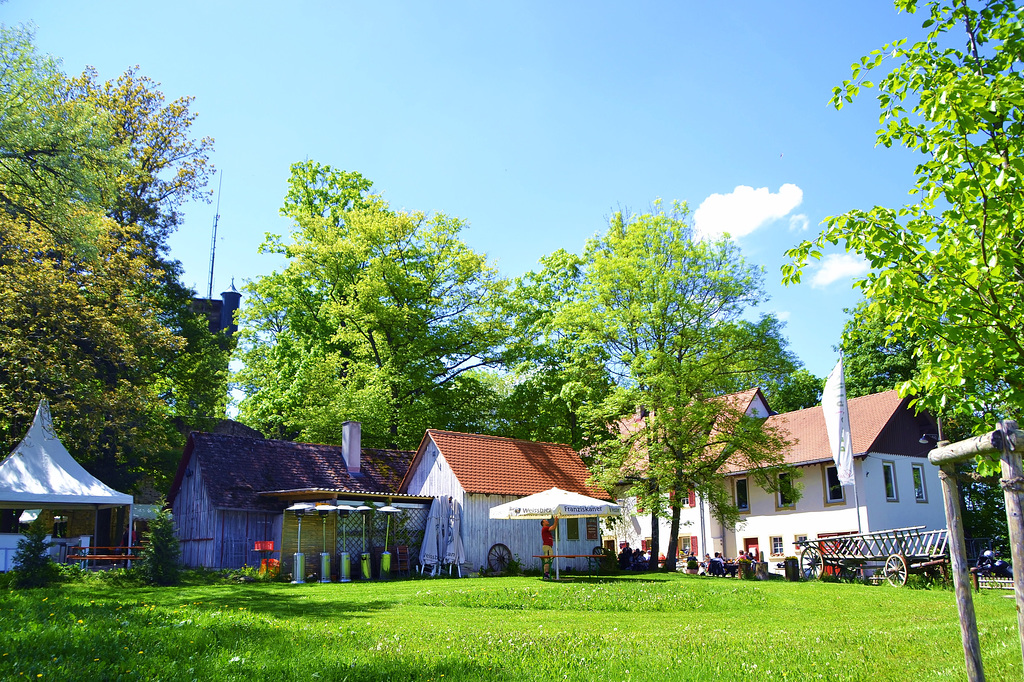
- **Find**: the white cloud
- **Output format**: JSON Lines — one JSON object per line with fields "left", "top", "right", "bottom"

{"left": 810, "top": 253, "right": 869, "bottom": 288}
{"left": 693, "top": 184, "right": 803, "bottom": 240}
{"left": 773, "top": 310, "right": 791, "bottom": 322}
{"left": 788, "top": 213, "right": 809, "bottom": 232}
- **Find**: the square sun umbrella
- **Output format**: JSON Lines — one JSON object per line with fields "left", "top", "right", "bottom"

{"left": 488, "top": 487, "right": 622, "bottom": 580}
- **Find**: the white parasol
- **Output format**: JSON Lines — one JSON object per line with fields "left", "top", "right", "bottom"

{"left": 443, "top": 498, "right": 465, "bottom": 574}
{"left": 419, "top": 497, "right": 442, "bottom": 572}
{"left": 488, "top": 487, "right": 621, "bottom": 580}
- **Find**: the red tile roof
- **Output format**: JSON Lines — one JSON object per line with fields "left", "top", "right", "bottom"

{"left": 723, "top": 389, "right": 936, "bottom": 472}
{"left": 407, "top": 430, "right": 610, "bottom": 500}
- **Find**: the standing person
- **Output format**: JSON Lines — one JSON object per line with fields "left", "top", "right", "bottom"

{"left": 541, "top": 516, "right": 559, "bottom": 579}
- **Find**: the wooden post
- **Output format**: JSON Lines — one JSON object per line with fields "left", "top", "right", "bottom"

{"left": 997, "top": 420, "right": 1024, "bottom": 671}
{"left": 937, "top": 463, "right": 986, "bottom": 681}
{"left": 929, "top": 423, "right": 1024, "bottom": 682}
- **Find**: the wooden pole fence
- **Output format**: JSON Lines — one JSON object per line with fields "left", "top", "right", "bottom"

{"left": 927, "top": 420, "right": 1024, "bottom": 682}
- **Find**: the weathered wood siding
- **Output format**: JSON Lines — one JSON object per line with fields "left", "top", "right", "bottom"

{"left": 463, "top": 493, "right": 600, "bottom": 573}
{"left": 403, "top": 440, "right": 465, "bottom": 502}
{"left": 404, "top": 440, "right": 599, "bottom": 573}
{"left": 216, "top": 510, "right": 281, "bottom": 570}
{"left": 172, "top": 456, "right": 217, "bottom": 568}
{"left": 172, "top": 456, "right": 283, "bottom": 570}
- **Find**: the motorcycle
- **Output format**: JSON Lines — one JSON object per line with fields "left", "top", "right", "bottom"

{"left": 977, "top": 549, "right": 1013, "bottom": 578}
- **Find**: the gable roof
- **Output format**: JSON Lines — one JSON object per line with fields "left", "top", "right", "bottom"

{"left": 0, "top": 400, "right": 133, "bottom": 509}
{"left": 167, "top": 432, "right": 415, "bottom": 512}
{"left": 724, "top": 389, "right": 936, "bottom": 473}
{"left": 402, "top": 430, "right": 610, "bottom": 500}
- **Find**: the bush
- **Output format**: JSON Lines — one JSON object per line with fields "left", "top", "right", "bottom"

{"left": 12, "top": 519, "right": 57, "bottom": 588}
{"left": 137, "top": 508, "right": 181, "bottom": 586}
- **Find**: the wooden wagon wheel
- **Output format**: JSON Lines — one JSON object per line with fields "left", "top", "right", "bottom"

{"left": 800, "top": 546, "right": 823, "bottom": 580}
{"left": 884, "top": 553, "right": 909, "bottom": 586}
{"left": 487, "top": 543, "right": 512, "bottom": 573}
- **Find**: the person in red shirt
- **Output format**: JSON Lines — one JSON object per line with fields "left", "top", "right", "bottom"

{"left": 540, "top": 516, "right": 559, "bottom": 579}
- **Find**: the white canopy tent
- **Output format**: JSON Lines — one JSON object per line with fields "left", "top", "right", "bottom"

{"left": 489, "top": 487, "right": 621, "bottom": 579}
{"left": 0, "top": 401, "right": 133, "bottom": 569}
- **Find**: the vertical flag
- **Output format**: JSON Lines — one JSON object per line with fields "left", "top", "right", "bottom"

{"left": 823, "top": 358, "right": 855, "bottom": 486}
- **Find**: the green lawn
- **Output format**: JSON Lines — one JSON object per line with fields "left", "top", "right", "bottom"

{"left": 1, "top": 573, "right": 1019, "bottom": 681}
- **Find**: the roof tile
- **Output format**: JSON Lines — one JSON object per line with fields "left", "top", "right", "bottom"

{"left": 423, "top": 430, "right": 610, "bottom": 499}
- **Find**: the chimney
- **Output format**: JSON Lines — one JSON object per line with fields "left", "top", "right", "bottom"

{"left": 342, "top": 421, "right": 361, "bottom": 473}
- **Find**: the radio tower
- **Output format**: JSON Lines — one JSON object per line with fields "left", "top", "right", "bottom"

{"left": 207, "top": 171, "right": 223, "bottom": 300}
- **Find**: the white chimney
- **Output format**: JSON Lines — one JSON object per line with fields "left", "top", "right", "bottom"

{"left": 342, "top": 421, "right": 361, "bottom": 473}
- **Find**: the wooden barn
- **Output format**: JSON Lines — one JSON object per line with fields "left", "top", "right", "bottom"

{"left": 167, "top": 421, "right": 431, "bottom": 574}
{"left": 398, "top": 430, "right": 612, "bottom": 574}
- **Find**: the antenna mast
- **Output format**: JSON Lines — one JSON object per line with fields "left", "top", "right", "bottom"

{"left": 207, "top": 172, "right": 223, "bottom": 300}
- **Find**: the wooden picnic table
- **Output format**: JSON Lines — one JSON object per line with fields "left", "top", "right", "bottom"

{"left": 65, "top": 546, "right": 145, "bottom": 567}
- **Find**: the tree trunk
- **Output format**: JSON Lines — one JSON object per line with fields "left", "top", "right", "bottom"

{"left": 666, "top": 504, "right": 681, "bottom": 571}
{"left": 649, "top": 508, "right": 659, "bottom": 571}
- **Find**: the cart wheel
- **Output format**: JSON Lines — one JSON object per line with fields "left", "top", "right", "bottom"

{"left": 884, "top": 554, "right": 909, "bottom": 586}
{"left": 800, "top": 546, "right": 823, "bottom": 580}
{"left": 487, "top": 543, "right": 512, "bottom": 573}
{"left": 592, "top": 546, "right": 606, "bottom": 556}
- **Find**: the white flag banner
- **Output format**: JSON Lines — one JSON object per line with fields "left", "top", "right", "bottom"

{"left": 823, "top": 358, "right": 855, "bottom": 486}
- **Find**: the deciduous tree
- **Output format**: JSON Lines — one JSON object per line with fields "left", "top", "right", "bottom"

{"left": 235, "top": 162, "right": 509, "bottom": 448}
{"left": 784, "top": 0, "right": 1024, "bottom": 475}
{"left": 565, "top": 201, "right": 798, "bottom": 568}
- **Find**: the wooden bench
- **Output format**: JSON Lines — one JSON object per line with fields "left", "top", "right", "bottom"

{"left": 532, "top": 554, "right": 606, "bottom": 577}
{"left": 66, "top": 546, "right": 144, "bottom": 568}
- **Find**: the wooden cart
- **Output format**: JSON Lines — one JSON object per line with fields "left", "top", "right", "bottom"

{"left": 798, "top": 525, "right": 949, "bottom": 586}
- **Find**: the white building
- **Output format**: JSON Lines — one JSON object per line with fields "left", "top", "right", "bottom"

{"left": 614, "top": 390, "right": 946, "bottom": 568}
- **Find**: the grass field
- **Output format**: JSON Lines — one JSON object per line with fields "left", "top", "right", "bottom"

{"left": 1, "top": 572, "right": 1020, "bottom": 681}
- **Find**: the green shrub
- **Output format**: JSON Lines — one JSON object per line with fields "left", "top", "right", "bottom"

{"left": 137, "top": 508, "right": 181, "bottom": 586}
{"left": 12, "top": 520, "right": 57, "bottom": 588}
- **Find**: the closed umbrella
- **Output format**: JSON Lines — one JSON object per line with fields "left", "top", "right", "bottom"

{"left": 444, "top": 498, "right": 465, "bottom": 577}
{"left": 419, "top": 497, "right": 442, "bottom": 574}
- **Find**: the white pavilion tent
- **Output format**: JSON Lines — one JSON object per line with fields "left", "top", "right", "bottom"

{"left": 0, "top": 400, "right": 133, "bottom": 570}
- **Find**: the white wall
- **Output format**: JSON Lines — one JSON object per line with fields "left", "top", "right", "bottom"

{"left": 404, "top": 439, "right": 600, "bottom": 573}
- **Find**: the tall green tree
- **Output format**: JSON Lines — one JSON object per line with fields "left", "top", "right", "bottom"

{"left": 0, "top": 30, "right": 224, "bottom": 491}
{"left": 839, "top": 300, "right": 920, "bottom": 399}
{"left": 784, "top": 0, "right": 1024, "bottom": 474}
{"left": 69, "top": 65, "right": 230, "bottom": 437}
{"left": 495, "top": 249, "right": 614, "bottom": 451}
{"left": 565, "top": 201, "right": 798, "bottom": 569}
{"left": 0, "top": 24, "right": 119, "bottom": 254}
{"left": 761, "top": 369, "right": 823, "bottom": 413}
{"left": 235, "top": 161, "right": 509, "bottom": 448}
{"left": 0, "top": 214, "right": 184, "bottom": 490}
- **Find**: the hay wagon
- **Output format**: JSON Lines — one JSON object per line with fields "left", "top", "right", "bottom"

{"left": 798, "top": 525, "right": 949, "bottom": 586}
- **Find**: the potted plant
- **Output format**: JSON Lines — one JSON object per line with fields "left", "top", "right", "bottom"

{"left": 784, "top": 556, "right": 800, "bottom": 581}
{"left": 686, "top": 557, "right": 699, "bottom": 574}
{"left": 737, "top": 557, "right": 753, "bottom": 580}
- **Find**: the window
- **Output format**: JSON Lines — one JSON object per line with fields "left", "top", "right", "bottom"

{"left": 567, "top": 518, "right": 579, "bottom": 540}
{"left": 794, "top": 534, "right": 808, "bottom": 551}
{"left": 735, "top": 478, "right": 750, "bottom": 512}
{"left": 777, "top": 472, "right": 795, "bottom": 509}
{"left": 912, "top": 464, "right": 927, "bottom": 502}
{"left": 882, "top": 461, "right": 899, "bottom": 502}
{"left": 770, "top": 536, "right": 784, "bottom": 556}
{"left": 824, "top": 465, "right": 845, "bottom": 504}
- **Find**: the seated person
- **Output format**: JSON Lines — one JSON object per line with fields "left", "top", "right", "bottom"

{"left": 709, "top": 552, "right": 725, "bottom": 577}
{"left": 631, "top": 547, "right": 647, "bottom": 570}
{"left": 618, "top": 542, "right": 632, "bottom": 569}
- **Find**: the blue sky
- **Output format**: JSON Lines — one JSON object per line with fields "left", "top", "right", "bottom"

{"left": 3, "top": 1, "right": 928, "bottom": 380}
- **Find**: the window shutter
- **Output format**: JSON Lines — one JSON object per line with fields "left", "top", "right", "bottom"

{"left": 688, "top": 490, "right": 696, "bottom": 507}
{"left": 690, "top": 536, "right": 698, "bottom": 555}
